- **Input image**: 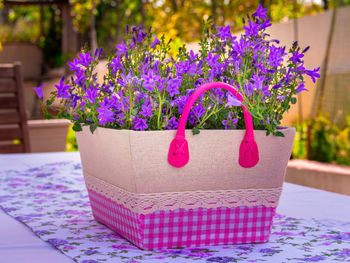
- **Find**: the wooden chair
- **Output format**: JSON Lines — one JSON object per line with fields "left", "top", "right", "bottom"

{"left": 0, "top": 63, "right": 31, "bottom": 153}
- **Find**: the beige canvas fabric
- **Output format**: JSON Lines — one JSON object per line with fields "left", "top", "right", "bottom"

{"left": 76, "top": 127, "right": 295, "bottom": 194}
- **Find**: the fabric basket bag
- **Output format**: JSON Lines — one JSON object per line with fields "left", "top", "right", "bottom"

{"left": 76, "top": 82, "right": 296, "bottom": 250}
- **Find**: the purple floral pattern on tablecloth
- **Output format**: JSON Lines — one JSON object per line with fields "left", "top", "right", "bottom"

{"left": 0, "top": 162, "right": 350, "bottom": 263}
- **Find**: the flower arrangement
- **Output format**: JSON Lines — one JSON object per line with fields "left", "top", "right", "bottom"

{"left": 34, "top": 5, "right": 320, "bottom": 136}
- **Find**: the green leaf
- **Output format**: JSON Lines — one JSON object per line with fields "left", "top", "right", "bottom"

{"left": 192, "top": 127, "right": 200, "bottom": 135}
{"left": 72, "top": 122, "right": 82, "bottom": 132}
{"left": 131, "top": 109, "right": 138, "bottom": 116}
{"left": 44, "top": 113, "right": 53, "bottom": 119}
{"left": 89, "top": 124, "right": 97, "bottom": 134}
{"left": 46, "top": 100, "right": 52, "bottom": 106}
{"left": 291, "top": 97, "right": 297, "bottom": 104}
{"left": 275, "top": 131, "right": 285, "bottom": 137}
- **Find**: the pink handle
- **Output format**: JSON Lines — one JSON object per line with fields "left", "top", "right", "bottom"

{"left": 168, "top": 82, "right": 259, "bottom": 168}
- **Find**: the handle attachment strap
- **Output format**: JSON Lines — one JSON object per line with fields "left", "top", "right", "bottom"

{"left": 168, "top": 82, "right": 259, "bottom": 168}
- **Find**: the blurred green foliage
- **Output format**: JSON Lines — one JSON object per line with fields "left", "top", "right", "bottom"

{"left": 293, "top": 113, "right": 350, "bottom": 165}
{"left": 0, "top": 0, "right": 328, "bottom": 54}
{"left": 66, "top": 125, "right": 79, "bottom": 152}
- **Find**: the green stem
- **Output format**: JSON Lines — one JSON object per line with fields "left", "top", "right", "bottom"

{"left": 157, "top": 93, "right": 162, "bottom": 129}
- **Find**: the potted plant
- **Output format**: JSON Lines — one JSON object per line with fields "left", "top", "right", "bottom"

{"left": 35, "top": 5, "right": 320, "bottom": 250}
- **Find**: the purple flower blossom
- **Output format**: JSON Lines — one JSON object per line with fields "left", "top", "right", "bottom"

{"left": 305, "top": 67, "right": 320, "bottom": 83}
{"left": 192, "top": 103, "right": 206, "bottom": 119}
{"left": 67, "top": 58, "right": 80, "bottom": 71}
{"left": 139, "top": 103, "right": 153, "bottom": 117}
{"left": 166, "top": 78, "right": 182, "bottom": 97}
{"left": 77, "top": 52, "right": 93, "bottom": 67}
{"left": 151, "top": 36, "right": 160, "bottom": 48}
{"left": 133, "top": 116, "right": 148, "bottom": 131}
{"left": 226, "top": 94, "right": 242, "bottom": 107}
{"left": 141, "top": 71, "right": 160, "bottom": 92}
{"left": 252, "top": 4, "right": 268, "bottom": 20}
{"left": 243, "top": 20, "right": 259, "bottom": 37}
{"left": 116, "top": 40, "right": 128, "bottom": 55}
{"left": 32, "top": 84, "right": 44, "bottom": 99}
{"left": 55, "top": 79, "right": 70, "bottom": 99}
{"left": 83, "top": 86, "right": 99, "bottom": 104}
{"left": 290, "top": 50, "right": 304, "bottom": 64}
{"left": 296, "top": 83, "right": 308, "bottom": 93}
{"left": 165, "top": 116, "right": 179, "bottom": 130}
{"left": 251, "top": 74, "right": 266, "bottom": 90}
{"left": 97, "top": 100, "right": 115, "bottom": 125}
{"left": 218, "top": 25, "right": 232, "bottom": 40}
{"left": 188, "top": 50, "right": 198, "bottom": 62}
{"left": 109, "top": 56, "right": 123, "bottom": 74}
{"left": 259, "top": 19, "right": 272, "bottom": 30}
{"left": 222, "top": 111, "right": 238, "bottom": 129}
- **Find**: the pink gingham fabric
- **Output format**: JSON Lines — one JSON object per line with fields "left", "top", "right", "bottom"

{"left": 88, "top": 189, "right": 276, "bottom": 250}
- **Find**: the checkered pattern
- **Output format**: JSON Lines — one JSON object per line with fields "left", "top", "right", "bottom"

{"left": 88, "top": 188, "right": 276, "bottom": 250}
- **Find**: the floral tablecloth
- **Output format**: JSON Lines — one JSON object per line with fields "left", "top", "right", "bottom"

{"left": 0, "top": 161, "right": 349, "bottom": 263}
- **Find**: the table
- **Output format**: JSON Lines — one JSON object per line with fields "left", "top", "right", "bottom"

{"left": 1, "top": 152, "right": 350, "bottom": 263}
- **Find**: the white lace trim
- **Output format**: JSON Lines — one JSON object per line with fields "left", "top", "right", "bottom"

{"left": 84, "top": 173, "right": 282, "bottom": 214}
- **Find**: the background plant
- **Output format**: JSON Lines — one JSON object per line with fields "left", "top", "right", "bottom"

{"left": 293, "top": 113, "right": 350, "bottom": 165}
{"left": 37, "top": 5, "right": 319, "bottom": 136}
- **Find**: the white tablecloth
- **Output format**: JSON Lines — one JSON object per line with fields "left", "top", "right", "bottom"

{"left": 1, "top": 152, "right": 350, "bottom": 263}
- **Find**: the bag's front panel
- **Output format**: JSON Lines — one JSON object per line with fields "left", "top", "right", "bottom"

{"left": 130, "top": 128, "right": 296, "bottom": 194}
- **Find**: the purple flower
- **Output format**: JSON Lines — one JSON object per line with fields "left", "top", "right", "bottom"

{"left": 139, "top": 103, "right": 153, "bottom": 117}
{"left": 55, "top": 79, "right": 70, "bottom": 99}
{"left": 226, "top": 94, "right": 242, "bottom": 107}
{"left": 305, "top": 67, "right": 320, "bottom": 83}
{"left": 222, "top": 111, "right": 238, "bottom": 129}
{"left": 109, "top": 56, "right": 123, "bottom": 73}
{"left": 243, "top": 20, "right": 259, "bottom": 37}
{"left": 205, "top": 52, "right": 220, "bottom": 67}
{"left": 166, "top": 78, "right": 182, "bottom": 97}
{"left": 32, "top": 84, "right": 44, "bottom": 99}
{"left": 251, "top": 74, "right": 266, "bottom": 90}
{"left": 192, "top": 103, "right": 206, "bottom": 119}
{"left": 77, "top": 52, "right": 93, "bottom": 67}
{"left": 67, "top": 58, "right": 80, "bottom": 71}
{"left": 296, "top": 83, "right": 308, "bottom": 93}
{"left": 218, "top": 25, "right": 232, "bottom": 40}
{"left": 290, "top": 50, "right": 304, "bottom": 64}
{"left": 253, "top": 4, "right": 268, "bottom": 20}
{"left": 165, "top": 116, "right": 179, "bottom": 130}
{"left": 48, "top": 238, "right": 68, "bottom": 246}
{"left": 116, "top": 40, "right": 128, "bottom": 55}
{"left": 81, "top": 261, "right": 99, "bottom": 263}
{"left": 97, "top": 100, "right": 115, "bottom": 125}
{"left": 141, "top": 71, "right": 160, "bottom": 92}
{"left": 259, "top": 19, "right": 272, "bottom": 30}
{"left": 83, "top": 86, "right": 99, "bottom": 104}
{"left": 188, "top": 50, "right": 198, "bottom": 62}
{"left": 151, "top": 36, "right": 160, "bottom": 48}
{"left": 133, "top": 116, "right": 148, "bottom": 131}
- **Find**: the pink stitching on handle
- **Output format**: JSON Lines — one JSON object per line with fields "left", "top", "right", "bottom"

{"left": 168, "top": 82, "right": 259, "bottom": 168}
